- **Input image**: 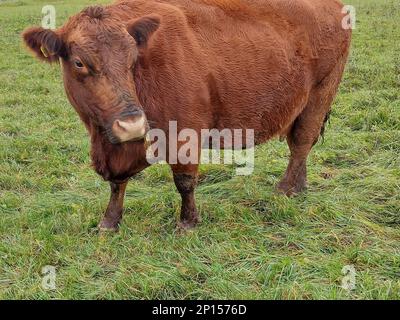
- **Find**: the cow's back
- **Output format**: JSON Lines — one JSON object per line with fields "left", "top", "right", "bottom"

{"left": 164, "top": 0, "right": 350, "bottom": 83}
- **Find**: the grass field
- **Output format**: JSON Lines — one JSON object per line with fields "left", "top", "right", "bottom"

{"left": 0, "top": 0, "right": 399, "bottom": 300}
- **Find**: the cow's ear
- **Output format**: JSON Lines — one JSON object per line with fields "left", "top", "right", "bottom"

{"left": 127, "top": 15, "right": 161, "bottom": 50}
{"left": 22, "top": 27, "right": 66, "bottom": 63}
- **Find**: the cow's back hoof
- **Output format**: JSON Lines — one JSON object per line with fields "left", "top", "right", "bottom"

{"left": 98, "top": 220, "right": 119, "bottom": 233}
{"left": 276, "top": 181, "right": 307, "bottom": 197}
{"left": 177, "top": 219, "right": 199, "bottom": 233}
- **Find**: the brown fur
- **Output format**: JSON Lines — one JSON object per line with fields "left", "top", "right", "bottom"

{"left": 22, "top": 0, "right": 351, "bottom": 230}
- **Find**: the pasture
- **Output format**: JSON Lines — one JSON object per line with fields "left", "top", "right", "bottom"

{"left": 0, "top": 0, "right": 399, "bottom": 299}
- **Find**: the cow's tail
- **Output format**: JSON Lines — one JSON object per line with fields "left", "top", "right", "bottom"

{"left": 319, "top": 110, "right": 331, "bottom": 144}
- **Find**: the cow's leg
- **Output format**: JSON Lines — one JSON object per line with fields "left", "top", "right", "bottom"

{"left": 172, "top": 167, "right": 199, "bottom": 230}
{"left": 277, "top": 60, "right": 347, "bottom": 196}
{"left": 277, "top": 126, "right": 314, "bottom": 196}
{"left": 98, "top": 181, "right": 128, "bottom": 232}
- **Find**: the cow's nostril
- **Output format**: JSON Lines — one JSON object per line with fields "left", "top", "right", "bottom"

{"left": 115, "top": 119, "right": 132, "bottom": 132}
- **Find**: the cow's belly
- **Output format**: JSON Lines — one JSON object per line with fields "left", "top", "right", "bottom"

{"left": 208, "top": 50, "right": 312, "bottom": 145}
{"left": 214, "top": 85, "right": 311, "bottom": 147}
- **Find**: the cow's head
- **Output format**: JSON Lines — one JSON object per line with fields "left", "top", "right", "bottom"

{"left": 22, "top": 6, "right": 160, "bottom": 144}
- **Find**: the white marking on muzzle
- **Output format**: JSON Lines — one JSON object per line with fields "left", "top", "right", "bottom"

{"left": 112, "top": 114, "right": 147, "bottom": 143}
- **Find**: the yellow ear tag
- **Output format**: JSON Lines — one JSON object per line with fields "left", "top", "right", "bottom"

{"left": 144, "top": 133, "right": 151, "bottom": 150}
{"left": 40, "top": 46, "right": 49, "bottom": 58}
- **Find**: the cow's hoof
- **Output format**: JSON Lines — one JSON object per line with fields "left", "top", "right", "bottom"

{"left": 177, "top": 219, "right": 199, "bottom": 233}
{"left": 276, "top": 181, "right": 306, "bottom": 197}
{"left": 98, "top": 220, "right": 119, "bottom": 233}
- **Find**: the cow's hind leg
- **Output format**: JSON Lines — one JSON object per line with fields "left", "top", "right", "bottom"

{"left": 98, "top": 181, "right": 128, "bottom": 232}
{"left": 277, "top": 62, "right": 346, "bottom": 196}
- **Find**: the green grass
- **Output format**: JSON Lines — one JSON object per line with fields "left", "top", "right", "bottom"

{"left": 0, "top": 0, "right": 399, "bottom": 300}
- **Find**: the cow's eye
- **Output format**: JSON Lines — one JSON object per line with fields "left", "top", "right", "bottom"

{"left": 74, "top": 59, "right": 84, "bottom": 69}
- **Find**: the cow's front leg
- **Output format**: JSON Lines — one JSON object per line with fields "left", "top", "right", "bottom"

{"left": 173, "top": 172, "right": 199, "bottom": 230}
{"left": 98, "top": 181, "right": 128, "bottom": 232}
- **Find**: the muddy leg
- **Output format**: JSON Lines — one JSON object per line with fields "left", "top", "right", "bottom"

{"left": 98, "top": 181, "right": 128, "bottom": 232}
{"left": 173, "top": 173, "right": 199, "bottom": 230}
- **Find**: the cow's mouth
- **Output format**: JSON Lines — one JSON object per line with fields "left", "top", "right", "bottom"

{"left": 105, "top": 109, "right": 149, "bottom": 144}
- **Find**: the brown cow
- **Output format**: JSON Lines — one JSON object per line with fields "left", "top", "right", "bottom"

{"left": 22, "top": 0, "right": 351, "bottom": 232}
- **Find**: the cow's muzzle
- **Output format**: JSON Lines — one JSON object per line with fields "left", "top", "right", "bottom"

{"left": 106, "top": 109, "right": 148, "bottom": 144}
